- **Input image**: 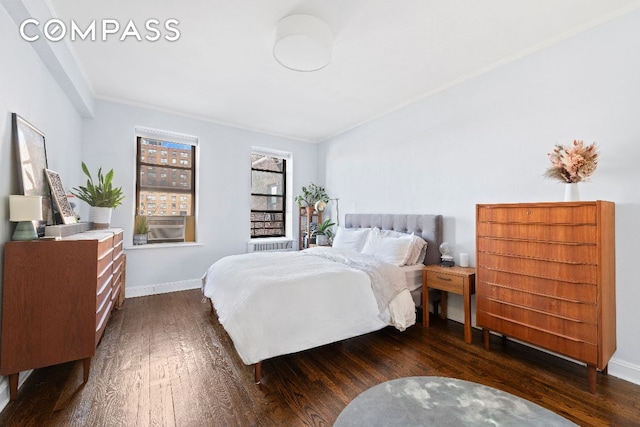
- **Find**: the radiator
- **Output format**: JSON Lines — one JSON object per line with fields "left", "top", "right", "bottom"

{"left": 247, "top": 240, "right": 294, "bottom": 253}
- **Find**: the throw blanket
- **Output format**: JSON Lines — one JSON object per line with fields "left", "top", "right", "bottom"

{"left": 302, "top": 247, "right": 406, "bottom": 313}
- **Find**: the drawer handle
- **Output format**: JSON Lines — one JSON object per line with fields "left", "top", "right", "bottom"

{"left": 436, "top": 276, "right": 452, "bottom": 281}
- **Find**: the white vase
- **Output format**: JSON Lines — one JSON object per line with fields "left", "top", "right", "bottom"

{"left": 563, "top": 183, "right": 580, "bottom": 202}
{"left": 89, "top": 206, "right": 113, "bottom": 229}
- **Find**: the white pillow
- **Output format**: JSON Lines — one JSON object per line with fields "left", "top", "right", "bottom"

{"left": 378, "top": 229, "right": 428, "bottom": 265}
{"left": 361, "top": 228, "right": 413, "bottom": 266}
{"left": 332, "top": 227, "right": 370, "bottom": 252}
{"left": 406, "top": 234, "right": 428, "bottom": 265}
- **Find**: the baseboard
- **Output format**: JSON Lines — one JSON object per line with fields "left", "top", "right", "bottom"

{"left": 124, "top": 279, "right": 201, "bottom": 298}
{"left": 0, "top": 370, "right": 33, "bottom": 413}
{"left": 608, "top": 357, "right": 640, "bottom": 386}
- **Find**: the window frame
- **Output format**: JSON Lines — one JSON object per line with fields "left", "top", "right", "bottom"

{"left": 134, "top": 127, "right": 199, "bottom": 244}
{"left": 251, "top": 153, "right": 286, "bottom": 238}
{"left": 251, "top": 147, "right": 294, "bottom": 239}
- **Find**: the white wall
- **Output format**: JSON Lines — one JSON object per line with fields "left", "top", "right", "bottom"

{"left": 81, "top": 100, "right": 319, "bottom": 295}
{"left": 319, "top": 10, "right": 640, "bottom": 385}
{"left": 0, "top": 4, "right": 85, "bottom": 409}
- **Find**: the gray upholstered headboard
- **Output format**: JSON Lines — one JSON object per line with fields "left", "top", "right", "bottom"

{"left": 344, "top": 214, "right": 443, "bottom": 266}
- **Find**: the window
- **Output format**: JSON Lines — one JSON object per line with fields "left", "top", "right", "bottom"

{"left": 136, "top": 132, "right": 197, "bottom": 243}
{"left": 251, "top": 151, "right": 286, "bottom": 237}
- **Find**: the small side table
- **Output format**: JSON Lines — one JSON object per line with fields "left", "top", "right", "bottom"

{"left": 422, "top": 265, "right": 476, "bottom": 343}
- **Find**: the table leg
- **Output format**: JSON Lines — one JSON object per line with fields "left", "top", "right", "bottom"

{"left": 8, "top": 373, "right": 18, "bottom": 401}
{"left": 83, "top": 357, "right": 91, "bottom": 383}
{"left": 463, "top": 286, "right": 472, "bottom": 344}
{"left": 440, "top": 291, "right": 448, "bottom": 320}
{"left": 587, "top": 365, "right": 597, "bottom": 394}
{"left": 423, "top": 285, "right": 430, "bottom": 327}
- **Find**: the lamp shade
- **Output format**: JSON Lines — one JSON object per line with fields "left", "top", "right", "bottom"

{"left": 9, "top": 195, "right": 43, "bottom": 221}
{"left": 273, "top": 15, "right": 333, "bottom": 72}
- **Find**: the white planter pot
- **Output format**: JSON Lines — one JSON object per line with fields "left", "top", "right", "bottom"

{"left": 316, "top": 234, "right": 328, "bottom": 246}
{"left": 89, "top": 206, "right": 113, "bottom": 229}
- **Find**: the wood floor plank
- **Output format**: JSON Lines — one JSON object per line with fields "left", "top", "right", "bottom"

{"left": 1, "top": 289, "right": 639, "bottom": 426}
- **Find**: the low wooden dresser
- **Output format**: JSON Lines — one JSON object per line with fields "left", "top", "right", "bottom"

{"left": 1, "top": 228, "right": 125, "bottom": 400}
{"left": 476, "top": 201, "right": 615, "bottom": 393}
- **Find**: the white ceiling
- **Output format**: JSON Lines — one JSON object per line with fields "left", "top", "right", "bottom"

{"left": 49, "top": 0, "right": 640, "bottom": 143}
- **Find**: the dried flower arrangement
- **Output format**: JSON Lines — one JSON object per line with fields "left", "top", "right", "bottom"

{"left": 545, "top": 140, "right": 599, "bottom": 183}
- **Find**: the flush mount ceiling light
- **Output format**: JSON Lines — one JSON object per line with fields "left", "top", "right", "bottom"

{"left": 273, "top": 14, "right": 333, "bottom": 72}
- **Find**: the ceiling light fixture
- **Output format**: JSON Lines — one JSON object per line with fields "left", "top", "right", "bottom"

{"left": 273, "top": 14, "right": 333, "bottom": 72}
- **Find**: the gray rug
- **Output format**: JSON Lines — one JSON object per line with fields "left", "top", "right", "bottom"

{"left": 334, "top": 376, "right": 577, "bottom": 426}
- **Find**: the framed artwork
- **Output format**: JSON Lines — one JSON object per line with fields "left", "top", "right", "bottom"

{"left": 12, "top": 113, "right": 53, "bottom": 236}
{"left": 45, "top": 169, "right": 77, "bottom": 224}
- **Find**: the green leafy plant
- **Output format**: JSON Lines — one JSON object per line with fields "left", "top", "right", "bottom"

{"left": 134, "top": 215, "right": 149, "bottom": 234}
{"left": 295, "top": 182, "right": 329, "bottom": 207}
{"left": 70, "top": 162, "right": 125, "bottom": 208}
{"left": 312, "top": 218, "right": 336, "bottom": 238}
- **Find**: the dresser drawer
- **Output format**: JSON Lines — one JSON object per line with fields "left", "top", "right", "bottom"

{"left": 477, "top": 204, "right": 597, "bottom": 224}
{"left": 97, "top": 274, "right": 113, "bottom": 309}
{"left": 477, "top": 223, "right": 597, "bottom": 244}
{"left": 477, "top": 268, "right": 597, "bottom": 304}
{"left": 97, "top": 235, "right": 114, "bottom": 260}
{"left": 112, "top": 253, "right": 123, "bottom": 276}
{"left": 477, "top": 309, "right": 599, "bottom": 365}
{"left": 97, "top": 248, "right": 114, "bottom": 279}
{"left": 425, "top": 270, "right": 464, "bottom": 293}
{"left": 478, "top": 297, "right": 597, "bottom": 345}
{"left": 95, "top": 294, "right": 113, "bottom": 346}
{"left": 113, "top": 230, "right": 123, "bottom": 245}
{"left": 112, "top": 250, "right": 124, "bottom": 274}
{"left": 478, "top": 237, "right": 597, "bottom": 264}
{"left": 478, "top": 253, "right": 597, "bottom": 284}
{"left": 112, "top": 272, "right": 123, "bottom": 306}
{"left": 478, "top": 283, "right": 597, "bottom": 324}
{"left": 113, "top": 232, "right": 123, "bottom": 256}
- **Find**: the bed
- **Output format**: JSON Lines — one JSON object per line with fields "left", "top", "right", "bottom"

{"left": 202, "top": 213, "right": 443, "bottom": 382}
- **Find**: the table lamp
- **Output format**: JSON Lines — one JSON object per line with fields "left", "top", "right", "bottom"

{"left": 9, "top": 195, "right": 43, "bottom": 240}
{"left": 439, "top": 241, "right": 455, "bottom": 267}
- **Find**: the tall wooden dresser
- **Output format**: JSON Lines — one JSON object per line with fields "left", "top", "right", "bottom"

{"left": 1, "top": 228, "right": 125, "bottom": 400}
{"left": 476, "top": 201, "right": 615, "bottom": 393}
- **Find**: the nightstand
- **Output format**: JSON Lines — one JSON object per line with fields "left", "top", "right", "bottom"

{"left": 422, "top": 265, "right": 476, "bottom": 344}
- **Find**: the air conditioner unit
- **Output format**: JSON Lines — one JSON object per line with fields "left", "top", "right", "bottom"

{"left": 147, "top": 215, "right": 186, "bottom": 243}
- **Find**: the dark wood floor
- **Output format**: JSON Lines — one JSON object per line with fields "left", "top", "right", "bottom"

{"left": 0, "top": 289, "right": 639, "bottom": 426}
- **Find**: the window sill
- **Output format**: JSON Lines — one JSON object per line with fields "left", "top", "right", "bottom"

{"left": 125, "top": 242, "right": 202, "bottom": 250}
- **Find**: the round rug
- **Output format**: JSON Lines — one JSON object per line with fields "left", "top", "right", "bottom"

{"left": 334, "top": 376, "right": 577, "bottom": 426}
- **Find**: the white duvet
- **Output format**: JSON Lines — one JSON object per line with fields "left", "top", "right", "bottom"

{"left": 201, "top": 247, "right": 416, "bottom": 365}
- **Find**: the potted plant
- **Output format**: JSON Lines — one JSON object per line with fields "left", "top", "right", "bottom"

{"left": 544, "top": 140, "right": 599, "bottom": 202}
{"left": 133, "top": 215, "right": 149, "bottom": 245}
{"left": 312, "top": 218, "right": 336, "bottom": 246}
{"left": 70, "top": 162, "right": 124, "bottom": 229}
{"left": 295, "top": 182, "right": 330, "bottom": 217}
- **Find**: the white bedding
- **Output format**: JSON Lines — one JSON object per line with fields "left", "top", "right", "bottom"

{"left": 201, "top": 247, "right": 416, "bottom": 365}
